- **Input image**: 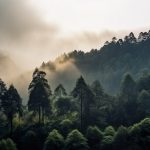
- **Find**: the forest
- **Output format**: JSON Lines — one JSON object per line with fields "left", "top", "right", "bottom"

{"left": 0, "top": 67, "right": 150, "bottom": 150}
{"left": 40, "top": 31, "right": 150, "bottom": 94}
{"left": 0, "top": 31, "right": 150, "bottom": 150}
{"left": 0, "top": 0, "right": 150, "bottom": 149}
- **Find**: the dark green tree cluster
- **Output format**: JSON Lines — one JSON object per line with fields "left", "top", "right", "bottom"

{"left": 0, "top": 79, "right": 22, "bottom": 136}
{"left": 41, "top": 30, "right": 150, "bottom": 94}
{"left": 41, "top": 118, "right": 150, "bottom": 150}
{"left": 0, "top": 68, "right": 150, "bottom": 150}
{"left": 28, "top": 68, "right": 52, "bottom": 124}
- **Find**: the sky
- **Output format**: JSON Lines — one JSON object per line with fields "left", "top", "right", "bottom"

{"left": 0, "top": 0, "right": 150, "bottom": 70}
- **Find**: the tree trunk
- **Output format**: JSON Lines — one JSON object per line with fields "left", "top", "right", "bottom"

{"left": 39, "top": 106, "right": 41, "bottom": 124}
{"left": 80, "top": 90, "right": 83, "bottom": 132}
{"left": 42, "top": 108, "right": 45, "bottom": 124}
{"left": 10, "top": 116, "right": 13, "bottom": 136}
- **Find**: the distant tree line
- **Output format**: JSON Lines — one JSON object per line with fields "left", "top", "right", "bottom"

{"left": 41, "top": 30, "right": 150, "bottom": 94}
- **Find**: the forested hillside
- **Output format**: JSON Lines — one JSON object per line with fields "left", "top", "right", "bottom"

{"left": 41, "top": 30, "right": 150, "bottom": 94}
{"left": 0, "top": 68, "right": 150, "bottom": 150}
{"left": 0, "top": 30, "right": 150, "bottom": 150}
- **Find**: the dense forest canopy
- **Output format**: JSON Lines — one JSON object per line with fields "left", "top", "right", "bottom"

{"left": 0, "top": 30, "right": 150, "bottom": 150}
{"left": 41, "top": 30, "right": 150, "bottom": 94}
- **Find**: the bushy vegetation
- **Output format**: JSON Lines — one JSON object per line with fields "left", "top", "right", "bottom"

{"left": 0, "top": 68, "right": 150, "bottom": 150}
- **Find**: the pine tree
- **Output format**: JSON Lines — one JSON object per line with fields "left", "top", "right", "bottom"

{"left": 0, "top": 138, "right": 17, "bottom": 150}
{"left": 65, "top": 129, "right": 88, "bottom": 150}
{"left": 72, "top": 76, "right": 94, "bottom": 131}
{"left": 54, "top": 84, "right": 67, "bottom": 98}
{"left": 43, "top": 129, "right": 64, "bottom": 150}
{"left": 1, "top": 85, "right": 22, "bottom": 135}
{"left": 0, "top": 79, "right": 7, "bottom": 110}
{"left": 28, "top": 68, "right": 52, "bottom": 124}
{"left": 117, "top": 73, "right": 137, "bottom": 125}
{"left": 91, "top": 80, "right": 104, "bottom": 108}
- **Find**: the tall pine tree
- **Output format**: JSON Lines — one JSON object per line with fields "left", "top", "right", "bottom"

{"left": 1, "top": 85, "right": 22, "bottom": 135}
{"left": 28, "top": 68, "right": 52, "bottom": 124}
{"left": 72, "top": 76, "right": 94, "bottom": 131}
{"left": 54, "top": 84, "right": 67, "bottom": 98}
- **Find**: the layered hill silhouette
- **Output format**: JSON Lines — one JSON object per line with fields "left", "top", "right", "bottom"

{"left": 1, "top": 30, "right": 150, "bottom": 103}
{"left": 40, "top": 30, "right": 150, "bottom": 94}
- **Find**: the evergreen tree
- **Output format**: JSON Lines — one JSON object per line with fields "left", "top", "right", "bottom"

{"left": 121, "top": 73, "right": 137, "bottom": 99}
{"left": 65, "top": 129, "right": 88, "bottom": 150}
{"left": 54, "top": 84, "right": 67, "bottom": 97}
{"left": 72, "top": 76, "right": 94, "bottom": 130}
{"left": 117, "top": 73, "right": 137, "bottom": 125}
{"left": 129, "top": 118, "right": 150, "bottom": 150}
{"left": 55, "top": 97, "right": 74, "bottom": 115}
{"left": 113, "top": 126, "right": 129, "bottom": 150}
{"left": 43, "top": 129, "right": 64, "bottom": 150}
{"left": 22, "top": 130, "right": 39, "bottom": 150}
{"left": 0, "top": 138, "right": 17, "bottom": 150}
{"left": 137, "top": 74, "right": 150, "bottom": 92}
{"left": 101, "top": 126, "right": 115, "bottom": 150}
{"left": 86, "top": 126, "right": 103, "bottom": 150}
{"left": 1, "top": 85, "right": 22, "bottom": 135}
{"left": 28, "top": 69, "right": 52, "bottom": 124}
{"left": 137, "top": 90, "right": 150, "bottom": 119}
{"left": 104, "top": 126, "right": 115, "bottom": 137}
{"left": 0, "top": 79, "right": 7, "bottom": 109}
{"left": 91, "top": 80, "right": 104, "bottom": 108}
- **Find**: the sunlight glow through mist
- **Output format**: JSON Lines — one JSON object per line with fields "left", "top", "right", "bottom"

{"left": 0, "top": 0, "right": 150, "bottom": 70}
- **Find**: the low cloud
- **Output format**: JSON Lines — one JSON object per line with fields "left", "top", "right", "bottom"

{"left": 0, "top": 0, "right": 58, "bottom": 40}
{"left": 0, "top": 0, "right": 131, "bottom": 70}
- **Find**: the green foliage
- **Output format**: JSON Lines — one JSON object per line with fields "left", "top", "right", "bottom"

{"left": 28, "top": 69, "right": 52, "bottom": 123}
{"left": 54, "top": 84, "right": 67, "bottom": 97}
{"left": 0, "top": 79, "right": 7, "bottom": 100}
{"left": 101, "top": 126, "right": 115, "bottom": 150}
{"left": 137, "top": 74, "right": 150, "bottom": 92}
{"left": 60, "top": 119, "right": 73, "bottom": 136}
{"left": 65, "top": 129, "right": 89, "bottom": 150}
{"left": 0, "top": 138, "right": 17, "bottom": 150}
{"left": 128, "top": 118, "right": 150, "bottom": 150}
{"left": 138, "top": 90, "right": 150, "bottom": 117}
{"left": 113, "top": 126, "right": 129, "bottom": 150}
{"left": 43, "top": 129, "right": 64, "bottom": 150}
{"left": 86, "top": 126, "right": 103, "bottom": 149}
{"left": 1, "top": 85, "right": 22, "bottom": 117}
{"left": 1, "top": 84, "right": 22, "bottom": 134}
{"left": 121, "top": 73, "right": 137, "bottom": 98}
{"left": 104, "top": 126, "right": 115, "bottom": 136}
{"left": 22, "top": 130, "right": 39, "bottom": 150}
{"left": 72, "top": 76, "right": 95, "bottom": 129}
{"left": 115, "top": 73, "right": 138, "bottom": 126}
{"left": 55, "top": 97, "right": 74, "bottom": 115}
{"left": 101, "top": 135, "right": 113, "bottom": 150}
{"left": 91, "top": 80, "right": 104, "bottom": 107}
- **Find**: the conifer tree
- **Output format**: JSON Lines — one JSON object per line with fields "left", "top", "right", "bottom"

{"left": 1, "top": 85, "right": 22, "bottom": 135}
{"left": 72, "top": 76, "right": 94, "bottom": 131}
{"left": 28, "top": 68, "right": 52, "bottom": 124}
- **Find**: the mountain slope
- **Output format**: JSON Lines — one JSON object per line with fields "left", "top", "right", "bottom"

{"left": 41, "top": 30, "right": 150, "bottom": 94}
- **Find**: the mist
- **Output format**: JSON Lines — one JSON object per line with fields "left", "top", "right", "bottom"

{"left": 0, "top": 0, "right": 132, "bottom": 70}
{"left": 0, "top": 0, "right": 148, "bottom": 104}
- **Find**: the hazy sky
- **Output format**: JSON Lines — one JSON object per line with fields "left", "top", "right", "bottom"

{"left": 0, "top": 0, "right": 150, "bottom": 69}
{"left": 32, "top": 0, "right": 150, "bottom": 33}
